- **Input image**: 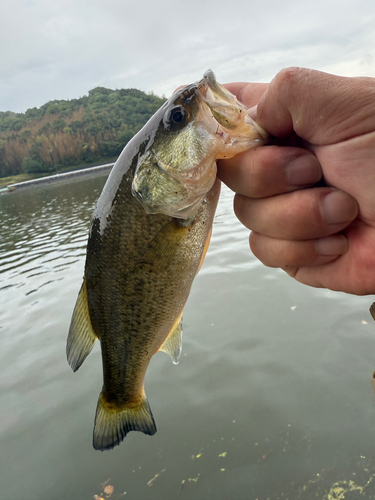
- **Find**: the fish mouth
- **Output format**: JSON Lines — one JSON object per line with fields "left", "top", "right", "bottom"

{"left": 196, "top": 69, "right": 269, "bottom": 145}
{"left": 198, "top": 70, "right": 233, "bottom": 104}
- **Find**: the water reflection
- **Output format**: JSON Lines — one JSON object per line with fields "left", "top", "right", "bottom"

{"left": 1, "top": 174, "right": 375, "bottom": 499}
{"left": 0, "top": 179, "right": 100, "bottom": 295}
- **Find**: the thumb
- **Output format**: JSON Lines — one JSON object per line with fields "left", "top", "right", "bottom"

{"left": 256, "top": 67, "right": 375, "bottom": 145}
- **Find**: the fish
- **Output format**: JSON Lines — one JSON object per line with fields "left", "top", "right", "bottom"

{"left": 66, "top": 70, "right": 268, "bottom": 451}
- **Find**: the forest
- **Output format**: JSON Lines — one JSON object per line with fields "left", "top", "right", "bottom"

{"left": 0, "top": 87, "right": 166, "bottom": 178}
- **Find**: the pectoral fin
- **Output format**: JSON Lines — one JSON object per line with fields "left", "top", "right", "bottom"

{"left": 67, "top": 279, "right": 98, "bottom": 372}
{"left": 159, "top": 312, "right": 183, "bottom": 365}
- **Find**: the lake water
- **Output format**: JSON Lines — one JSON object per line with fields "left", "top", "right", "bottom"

{"left": 1, "top": 172, "right": 375, "bottom": 500}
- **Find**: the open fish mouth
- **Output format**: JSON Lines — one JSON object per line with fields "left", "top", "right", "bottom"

{"left": 197, "top": 69, "right": 269, "bottom": 145}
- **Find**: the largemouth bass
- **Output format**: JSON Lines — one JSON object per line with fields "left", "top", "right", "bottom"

{"left": 67, "top": 70, "right": 268, "bottom": 451}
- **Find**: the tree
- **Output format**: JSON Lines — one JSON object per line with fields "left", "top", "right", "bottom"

{"left": 0, "top": 85, "right": 166, "bottom": 178}
{"left": 21, "top": 157, "right": 45, "bottom": 174}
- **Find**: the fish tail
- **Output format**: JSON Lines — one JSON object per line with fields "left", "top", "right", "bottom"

{"left": 93, "top": 392, "right": 157, "bottom": 451}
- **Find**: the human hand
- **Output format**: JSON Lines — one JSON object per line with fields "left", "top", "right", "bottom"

{"left": 218, "top": 68, "right": 375, "bottom": 295}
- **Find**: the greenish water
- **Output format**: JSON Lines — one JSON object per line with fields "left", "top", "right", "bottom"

{"left": 1, "top": 173, "right": 375, "bottom": 500}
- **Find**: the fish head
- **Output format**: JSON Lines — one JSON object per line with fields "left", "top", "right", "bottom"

{"left": 132, "top": 70, "right": 268, "bottom": 219}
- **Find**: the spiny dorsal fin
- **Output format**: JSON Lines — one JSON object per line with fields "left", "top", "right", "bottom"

{"left": 159, "top": 312, "right": 183, "bottom": 365}
{"left": 370, "top": 302, "right": 375, "bottom": 321}
{"left": 67, "top": 280, "right": 98, "bottom": 372}
{"left": 93, "top": 391, "right": 156, "bottom": 451}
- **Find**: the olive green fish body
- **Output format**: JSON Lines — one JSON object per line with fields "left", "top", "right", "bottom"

{"left": 88, "top": 174, "right": 220, "bottom": 450}
{"left": 67, "top": 144, "right": 219, "bottom": 450}
{"left": 67, "top": 70, "right": 268, "bottom": 451}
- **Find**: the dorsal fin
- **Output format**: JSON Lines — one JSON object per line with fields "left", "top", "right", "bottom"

{"left": 159, "top": 312, "right": 183, "bottom": 365}
{"left": 67, "top": 280, "right": 98, "bottom": 372}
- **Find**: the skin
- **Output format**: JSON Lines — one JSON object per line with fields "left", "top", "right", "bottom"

{"left": 217, "top": 67, "right": 375, "bottom": 295}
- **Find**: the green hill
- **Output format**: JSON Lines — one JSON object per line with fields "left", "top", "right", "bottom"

{"left": 0, "top": 87, "right": 166, "bottom": 178}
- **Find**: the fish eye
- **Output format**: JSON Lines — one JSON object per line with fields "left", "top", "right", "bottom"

{"left": 165, "top": 106, "right": 188, "bottom": 129}
{"left": 170, "top": 107, "right": 186, "bottom": 123}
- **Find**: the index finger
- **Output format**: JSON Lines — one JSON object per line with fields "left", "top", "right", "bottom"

{"left": 223, "top": 82, "right": 268, "bottom": 108}
{"left": 256, "top": 67, "right": 375, "bottom": 143}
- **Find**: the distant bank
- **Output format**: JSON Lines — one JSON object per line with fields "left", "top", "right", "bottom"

{"left": 4, "top": 163, "right": 113, "bottom": 192}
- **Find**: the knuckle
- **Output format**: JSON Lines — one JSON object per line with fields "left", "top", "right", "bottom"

{"left": 274, "top": 67, "right": 306, "bottom": 87}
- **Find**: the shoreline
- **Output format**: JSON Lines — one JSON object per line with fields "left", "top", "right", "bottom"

{"left": 4, "top": 163, "right": 114, "bottom": 192}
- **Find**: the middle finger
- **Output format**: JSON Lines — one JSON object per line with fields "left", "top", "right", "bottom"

{"left": 234, "top": 187, "right": 359, "bottom": 240}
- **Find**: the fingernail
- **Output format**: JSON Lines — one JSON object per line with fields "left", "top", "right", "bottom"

{"left": 286, "top": 155, "right": 321, "bottom": 186}
{"left": 247, "top": 105, "right": 257, "bottom": 121}
{"left": 315, "top": 235, "right": 348, "bottom": 256}
{"left": 321, "top": 191, "right": 358, "bottom": 225}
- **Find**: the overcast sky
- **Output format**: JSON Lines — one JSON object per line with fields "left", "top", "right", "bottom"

{"left": 1, "top": 0, "right": 375, "bottom": 113}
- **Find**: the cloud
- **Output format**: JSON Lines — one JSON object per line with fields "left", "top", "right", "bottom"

{"left": 1, "top": 0, "right": 375, "bottom": 112}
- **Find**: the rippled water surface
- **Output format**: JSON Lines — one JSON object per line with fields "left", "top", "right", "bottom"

{"left": 1, "top": 173, "right": 375, "bottom": 500}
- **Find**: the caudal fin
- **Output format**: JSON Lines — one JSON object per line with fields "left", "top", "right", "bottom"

{"left": 93, "top": 392, "right": 157, "bottom": 451}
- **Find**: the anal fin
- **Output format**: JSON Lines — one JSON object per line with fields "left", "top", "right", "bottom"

{"left": 67, "top": 279, "right": 98, "bottom": 372}
{"left": 159, "top": 312, "right": 183, "bottom": 365}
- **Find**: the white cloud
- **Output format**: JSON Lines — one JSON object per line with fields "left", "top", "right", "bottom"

{"left": 1, "top": 0, "right": 375, "bottom": 112}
